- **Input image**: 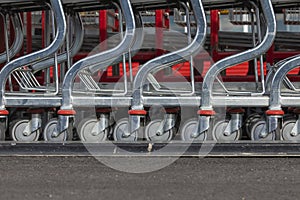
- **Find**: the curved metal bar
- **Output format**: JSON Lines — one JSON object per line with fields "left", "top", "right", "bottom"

{"left": 269, "top": 57, "right": 300, "bottom": 110}
{"left": 88, "top": 10, "right": 144, "bottom": 74}
{"left": 0, "top": 0, "right": 66, "bottom": 109}
{"left": 60, "top": 0, "right": 136, "bottom": 110}
{"left": 86, "top": 10, "right": 144, "bottom": 97}
{"left": 250, "top": 1, "right": 265, "bottom": 94}
{"left": 31, "top": 12, "right": 83, "bottom": 72}
{"left": 130, "top": 0, "right": 207, "bottom": 110}
{"left": 200, "top": 0, "right": 276, "bottom": 110}
{"left": 0, "top": 13, "right": 24, "bottom": 64}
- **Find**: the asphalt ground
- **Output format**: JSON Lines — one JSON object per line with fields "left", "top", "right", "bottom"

{"left": 0, "top": 157, "right": 299, "bottom": 200}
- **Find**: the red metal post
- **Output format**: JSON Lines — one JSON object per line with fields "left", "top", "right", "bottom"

{"left": 210, "top": 10, "right": 219, "bottom": 62}
{"left": 26, "top": 12, "right": 32, "bottom": 53}
{"left": 164, "top": 9, "right": 170, "bottom": 30}
{"left": 41, "top": 11, "right": 45, "bottom": 48}
{"left": 0, "top": 15, "right": 5, "bottom": 53}
{"left": 0, "top": 15, "right": 4, "bottom": 68}
{"left": 155, "top": 10, "right": 165, "bottom": 77}
{"left": 266, "top": 43, "right": 275, "bottom": 66}
{"left": 19, "top": 13, "right": 24, "bottom": 55}
{"left": 155, "top": 10, "right": 164, "bottom": 56}
{"left": 99, "top": 10, "right": 108, "bottom": 50}
{"left": 114, "top": 9, "right": 119, "bottom": 32}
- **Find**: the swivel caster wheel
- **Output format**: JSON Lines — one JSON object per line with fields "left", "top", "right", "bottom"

{"left": 10, "top": 119, "right": 40, "bottom": 142}
{"left": 244, "top": 113, "right": 261, "bottom": 138}
{"left": 77, "top": 118, "right": 108, "bottom": 142}
{"left": 145, "top": 120, "right": 174, "bottom": 142}
{"left": 113, "top": 118, "right": 138, "bottom": 142}
{"left": 250, "top": 120, "right": 275, "bottom": 141}
{"left": 212, "top": 120, "right": 241, "bottom": 142}
{"left": 43, "top": 119, "right": 72, "bottom": 142}
{"left": 180, "top": 118, "right": 206, "bottom": 141}
{"left": 281, "top": 119, "right": 300, "bottom": 141}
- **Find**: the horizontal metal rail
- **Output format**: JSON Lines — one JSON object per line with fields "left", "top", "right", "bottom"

{"left": 2, "top": 95, "right": 270, "bottom": 107}
{"left": 0, "top": 142, "right": 300, "bottom": 157}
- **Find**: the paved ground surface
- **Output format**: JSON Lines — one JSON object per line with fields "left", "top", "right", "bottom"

{"left": 0, "top": 157, "right": 299, "bottom": 200}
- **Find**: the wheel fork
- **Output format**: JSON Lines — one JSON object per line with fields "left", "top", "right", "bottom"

{"left": 91, "top": 113, "right": 110, "bottom": 136}
{"left": 289, "top": 109, "right": 300, "bottom": 137}
{"left": 127, "top": 109, "right": 147, "bottom": 138}
{"left": 223, "top": 113, "right": 243, "bottom": 137}
{"left": 261, "top": 110, "right": 284, "bottom": 139}
{"left": 23, "top": 114, "right": 42, "bottom": 136}
{"left": 223, "top": 109, "right": 245, "bottom": 136}
{"left": 54, "top": 109, "right": 76, "bottom": 138}
{"left": 155, "top": 113, "right": 176, "bottom": 136}
{"left": 192, "top": 110, "right": 216, "bottom": 139}
{"left": 0, "top": 110, "right": 9, "bottom": 132}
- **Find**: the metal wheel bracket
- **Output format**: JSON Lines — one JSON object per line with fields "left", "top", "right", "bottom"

{"left": 92, "top": 114, "right": 109, "bottom": 136}
{"left": 224, "top": 114, "right": 243, "bottom": 136}
{"left": 0, "top": 117, "right": 8, "bottom": 130}
{"left": 129, "top": 115, "right": 143, "bottom": 137}
{"left": 55, "top": 115, "right": 72, "bottom": 138}
{"left": 109, "top": 113, "right": 115, "bottom": 127}
{"left": 156, "top": 114, "right": 176, "bottom": 136}
{"left": 194, "top": 115, "right": 211, "bottom": 138}
{"left": 24, "top": 114, "right": 42, "bottom": 136}
{"left": 258, "top": 121, "right": 268, "bottom": 139}
{"left": 290, "top": 118, "right": 300, "bottom": 137}
{"left": 267, "top": 115, "right": 282, "bottom": 135}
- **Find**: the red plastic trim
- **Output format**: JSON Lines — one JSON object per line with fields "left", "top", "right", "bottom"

{"left": 128, "top": 110, "right": 147, "bottom": 115}
{"left": 57, "top": 110, "right": 76, "bottom": 115}
{"left": 28, "top": 109, "right": 44, "bottom": 114}
{"left": 165, "top": 108, "right": 180, "bottom": 114}
{"left": 197, "top": 110, "right": 216, "bottom": 116}
{"left": 227, "top": 108, "right": 245, "bottom": 114}
{"left": 96, "top": 108, "right": 113, "bottom": 113}
{"left": 265, "top": 110, "right": 284, "bottom": 116}
{"left": 0, "top": 110, "right": 9, "bottom": 115}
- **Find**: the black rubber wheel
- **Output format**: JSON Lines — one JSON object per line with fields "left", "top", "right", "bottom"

{"left": 113, "top": 118, "right": 137, "bottom": 142}
{"left": 9, "top": 119, "right": 40, "bottom": 142}
{"left": 180, "top": 118, "right": 206, "bottom": 141}
{"left": 281, "top": 119, "right": 300, "bottom": 141}
{"left": 145, "top": 119, "right": 174, "bottom": 142}
{"left": 244, "top": 113, "right": 261, "bottom": 138}
{"left": 250, "top": 120, "right": 275, "bottom": 141}
{"left": 43, "top": 119, "right": 72, "bottom": 142}
{"left": 212, "top": 120, "right": 241, "bottom": 142}
{"left": 77, "top": 118, "right": 108, "bottom": 142}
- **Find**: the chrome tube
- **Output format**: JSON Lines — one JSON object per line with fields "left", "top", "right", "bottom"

{"left": 0, "top": 0, "right": 66, "bottom": 109}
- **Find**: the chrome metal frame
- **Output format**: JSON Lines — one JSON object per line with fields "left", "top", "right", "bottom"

{"left": 200, "top": 0, "right": 276, "bottom": 111}
{"left": 0, "top": 0, "right": 66, "bottom": 110}
{"left": 31, "top": 12, "right": 84, "bottom": 72}
{"left": 129, "top": 0, "right": 207, "bottom": 133}
{"left": 0, "top": 13, "right": 23, "bottom": 65}
{"left": 60, "top": 0, "right": 137, "bottom": 113}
